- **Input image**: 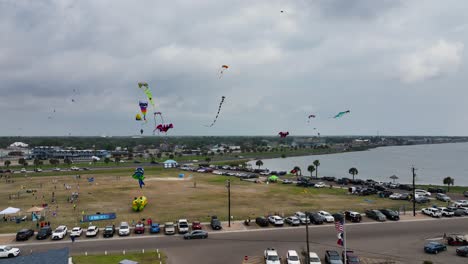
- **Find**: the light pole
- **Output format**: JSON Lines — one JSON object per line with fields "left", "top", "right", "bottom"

{"left": 305, "top": 212, "right": 310, "bottom": 263}
{"left": 412, "top": 166, "right": 417, "bottom": 216}
{"left": 226, "top": 179, "right": 231, "bottom": 227}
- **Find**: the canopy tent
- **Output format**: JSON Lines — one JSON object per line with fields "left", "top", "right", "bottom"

{"left": 0, "top": 207, "right": 20, "bottom": 215}
{"left": 268, "top": 175, "right": 279, "bottom": 182}
{"left": 26, "top": 206, "right": 44, "bottom": 213}
{"left": 389, "top": 175, "right": 399, "bottom": 183}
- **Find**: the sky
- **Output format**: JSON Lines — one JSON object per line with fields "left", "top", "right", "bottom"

{"left": 1, "top": 0, "right": 468, "bottom": 137}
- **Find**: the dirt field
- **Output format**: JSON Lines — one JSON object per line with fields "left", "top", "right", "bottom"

{"left": 0, "top": 168, "right": 444, "bottom": 233}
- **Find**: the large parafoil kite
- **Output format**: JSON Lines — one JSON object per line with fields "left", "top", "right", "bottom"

{"left": 307, "top": 114, "right": 316, "bottom": 123}
{"left": 154, "top": 123, "right": 174, "bottom": 134}
{"left": 132, "top": 196, "right": 148, "bottom": 212}
{"left": 278, "top": 131, "right": 289, "bottom": 138}
{"left": 139, "top": 101, "right": 148, "bottom": 121}
{"left": 333, "top": 110, "right": 350, "bottom": 119}
{"left": 138, "top": 82, "right": 155, "bottom": 108}
{"left": 205, "top": 96, "right": 226, "bottom": 127}
{"left": 132, "top": 167, "right": 145, "bottom": 188}
{"left": 219, "top": 65, "right": 229, "bottom": 79}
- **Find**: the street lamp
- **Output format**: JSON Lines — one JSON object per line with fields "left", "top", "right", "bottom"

{"left": 305, "top": 212, "right": 310, "bottom": 263}
{"left": 226, "top": 179, "right": 231, "bottom": 227}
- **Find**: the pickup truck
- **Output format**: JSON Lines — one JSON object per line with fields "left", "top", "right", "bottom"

{"left": 264, "top": 248, "right": 281, "bottom": 264}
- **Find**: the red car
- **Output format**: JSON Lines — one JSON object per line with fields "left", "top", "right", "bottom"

{"left": 192, "top": 221, "right": 202, "bottom": 230}
{"left": 134, "top": 223, "right": 145, "bottom": 234}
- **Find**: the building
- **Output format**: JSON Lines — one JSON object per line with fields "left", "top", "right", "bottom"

{"left": 30, "top": 146, "right": 109, "bottom": 160}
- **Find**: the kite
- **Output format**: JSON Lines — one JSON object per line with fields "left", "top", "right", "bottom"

{"left": 132, "top": 196, "right": 148, "bottom": 212}
{"left": 307, "top": 114, "right": 316, "bottom": 123}
{"left": 219, "top": 65, "right": 229, "bottom": 79}
{"left": 132, "top": 167, "right": 145, "bottom": 188}
{"left": 153, "top": 111, "right": 165, "bottom": 124}
{"left": 333, "top": 110, "right": 350, "bottom": 119}
{"left": 205, "top": 96, "right": 226, "bottom": 127}
{"left": 139, "top": 101, "right": 148, "bottom": 120}
{"left": 278, "top": 131, "right": 289, "bottom": 138}
{"left": 135, "top": 114, "right": 142, "bottom": 121}
{"left": 154, "top": 123, "right": 174, "bottom": 134}
{"left": 138, "top": 82, "right": 155, "bottom": 108}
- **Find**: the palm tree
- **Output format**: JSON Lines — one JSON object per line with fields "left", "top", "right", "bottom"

{"left": 33, "top": 158, "right": 41, "bottom": 170}
{"left": 443, "top": 177, "right": 454, "bottom": 193}
{"left": 307, "top": 165, "right": 315, "bottom": 177}
{"left": 349, "top": 167, "right": 358, "bottom": 181}
{"left": 255, "top": 160, "right": 263, "bottom": 169}
{"left": 313, "top": 160, "right": 320, "bottom": 179}
{"left": 205, "top": 157, "right": 211, "bottom": 163}
{"left": 4, "top": 160, "right": 11, "bottom": 168}
{"left": 293, "top": 166, "right": 302, "bottom": 176}
{"left": 115, "top": 157, "right": 121, "bottom": 165}
{"left": 18, "top": 158, "right": 25, "bottom": 167}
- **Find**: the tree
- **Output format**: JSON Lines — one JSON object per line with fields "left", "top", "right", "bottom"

{"left": 293, "top": 166, "right": 302, "bottom": 176}
{"left": 149, "top": 154, "right": 155, "bottom": 163}
{"left": 255, "top": 160, "right": 263, "bottom": 169}
{"left": 313, "top": 160, "right": 320, "bottom": 179}
{"left": 104, "top": 157, "right": 110, "bottom": 164}
{"left": 64, "top": 158, "right": 72, "bottom": 167}
{"left": 156, "top": 153, "right": 162, "bottom": 159}
{"left": 169, "top": 154, "right": 174, "bottom": 159}
{"left": 443, "top": 177, "right": 454, "bottom": 193}
{"left": 23, "top": 161, "right": 29, "bottom": 167}
{"left": 349, "top": 167, "right": 358, "bottom": 181}
{"left": 205, "top": 157, "right": 211, "bottom": 163}
{"left": 115, "top": 157, "right": 121, "bottom": 165}
{"left": 33, "top": 158, "right": 41, "bottom": 169}
{"left": 4, "top": 160, "right": 11, "bottom": 168}
{"left": 18, "top": 158, "right": 25, "bottom": 166}
{"left": 307, "top": 165, "right": 315, "bottom": 177}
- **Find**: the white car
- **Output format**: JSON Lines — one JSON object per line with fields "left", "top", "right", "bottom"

{"left": 52, "top": 167, "right": 61, "bottom": 171}
{"left": 52, "top": 225, "right": 68, "bottom": 240}
{"left": 308, "top": 252, "right": 322, "bottom": 264}
{"left": 118, "top": 222, "right": 130, "bottom": 236}
{"left": 264, "top": 248, "right": 281, "bottom": 264}
{"left": 70, "top": 227, "right": 83, "bottom": 237}
{"left": 0, "top": 245, "right": 20, "bottom": 258}
{"left": 389, "top": 193, "right": 402, "bottom": 200}
{"left": 268, "top": 215, "right": 284, "bottom": 226}
{"left": 71, "top": 166, "right": 80, "bottom": 171}
{"left": 177, "top": 219, "right": 189, "bottom": 234}
{"left": 453, "top": 200, "right": 468, "bottom": 207}
{"left": 295, "top": 211, "right": 310, "bottom": 224}
{"left": 438, "top": 207, "right": 455, "bottom": 217}
{"left": 86, "top": 226, "right": 99, "bottom": 237}
{"left": 315, "top": 182, "right": 326, "bottom": 188}
{"left": 285, "top": 216, "right": 301, "bottom": 226}
{"left": 212, "top": 170, "right": 224, "bottom": 175}
{"left": 286, "top": 250, "right": 301, "bottom": 264}
{"left": 317, "top": 211, "right": 334, "bottom": 223}
{"left": 20, "top": 168, "right": 27, "bottom": 173}
{"left": 422, "top": 208, "right": 442, "bottom": 218}
{"left": 415, "top": 189, "right": 431, "bottom": 196}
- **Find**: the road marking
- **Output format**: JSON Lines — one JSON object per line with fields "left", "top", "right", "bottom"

{"left": 426, "top": 237, "right": 444, "bottom": 241}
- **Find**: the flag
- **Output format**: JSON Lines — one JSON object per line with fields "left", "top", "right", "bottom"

{"left": 334, "top": 219, "right": 344, "bottom": 232}
{"left": 337, "top": 232, "right": 344, "bottom": 246}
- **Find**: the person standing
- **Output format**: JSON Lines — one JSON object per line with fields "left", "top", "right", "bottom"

{"left": 71, "top": 235, "right": 75, "bottom": 243}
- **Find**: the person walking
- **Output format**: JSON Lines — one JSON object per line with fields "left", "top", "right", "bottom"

{"left": 71, "top": 235, "right": 75, "bottom": 243}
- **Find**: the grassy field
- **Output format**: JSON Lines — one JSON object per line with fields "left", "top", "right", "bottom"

{"left": 0, "top": 167, "right": 453, "bottom": 233}
{"left": 73, "top": 251, "right": 166, "bottom": 264}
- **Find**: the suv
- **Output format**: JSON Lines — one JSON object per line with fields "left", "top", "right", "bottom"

{"left": 16, "top": 229, "right": 34, "bottom": 241}
{"left": 256, "top": 217, "right": 269, "bottom": 227}
{"left": 344, "top": 211, "right": 362, "bottom": 222}
{"left": 268, "top": 215, "right": 284, "bottom": 226}
{"left": 365, "top": 210, "right": 386, "bottom": 221}
{"left": 436, "top": 193, "right": 451, "bottom": 202}
{"left": 286, "top": 250, "right": 301, "bottom": 264}
{"left": 307, "top": 212, "right": 324, "bottom": 225}
{"left": 118, "top": 222, "right": 130, "bottom": 236}
{"left": 36, "top": 226, "right": 52, "bottom": 240}
{"left": 379, "top": 209, "right": 400, "bottom": 221}
{"left": 52, "top": 225, "right": 68, "bottom": 240}
{"left": 164, "top": 222, "right": 176, "bottom": 235}
{"left": 325, "top": 250, "right": 343, "bottom": 264}
{"left": 437, "top": 207, "right": 454, "bottom": 217}
{"left": 86, "top": 226, "right": 99, "bottom": 237}
{"left": 210, "top": 216, "right": 222, "bottom": 230}
{"left": 103, "top": 225, "right": 115, "bottom": 238}
{"left": 422, "top": 208, "right": 442, "bottom": 218}
{"left": 264, "top": 248, "right": 281, "bottom": 264}
{"left": 295, "top": 211, "right": 310, "bottom": 224}
{"left": 177, "top": 219, "right": 189, "bottom": 234}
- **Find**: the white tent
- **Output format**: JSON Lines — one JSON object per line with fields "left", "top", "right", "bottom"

{"left": 0, "top": 207, "right": 20, "bottom": 215}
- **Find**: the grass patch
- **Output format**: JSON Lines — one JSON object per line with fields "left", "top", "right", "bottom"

{"left": 73, "top": 251, "right": 166, "bottom": 264}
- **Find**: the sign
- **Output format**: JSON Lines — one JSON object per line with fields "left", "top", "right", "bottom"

{"left": 81, "top": 212, "right": 116, "bottom": 222}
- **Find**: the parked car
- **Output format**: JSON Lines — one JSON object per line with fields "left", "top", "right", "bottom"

{"left": 415, "top": 196, "right": 430, "bottom": 204}
{"left": 318, "top": 211, "right": 335, "bottom": 223}
{"left": 438, "top": 207, "right": 455, "bottom": 217}
{"left": 325, "top": 250, "right": 343, "bottom": 264}
{"left": 422, "top": 208, "right": 442, "bottom": 218}
{"left": 365, "top": 210, "right": 386, "bottom": 221}
{"left": 453, "top": 200, "right": 468, "bottom": 207}
{"left": 307, "top": 212, "right": 324, "bottom": 225}
{"left": 295, "top": 211, "right": 310, "bottom": 224}
{"left": 399, "top": 193, "right": 411, "bottom": 200}
{"left": 268, "top": 215, "right": 284, "bottom": 226}
{"left": 210, "top": 216, "right": 222, "bottom": 230}
{"left": 20, "top": 168, "right": 26, "bottom": 173}
{"left": 184, "top": 230, "right": 208, "bottom": 239}
{"left": 150, "top": 223, "right": 161, "bottom": 233}
{"left": 315, "top": 182, "right": 326, "bottom": 188}
{"left": 282, "top": 179, "right": 293, "bottom": 184}
{"left": 436, "top": 193, "right": 451, "bottom": 202}
{"left": 52, "top": 167, "right": 61, "bottom": 172}
{"left": 0, "top": 245, "right": 20, "bottom": 258}
{"left": 34, "top": 168, "right": 42, "bottom": 172}
{"left": 389, "top": 193, "right": 402, "bottom": 200}
{"left": 344, "top": 211, "right": 362, "bottom": 223}
{"left": 85, "top": 226, "right": 99, "bottom": 237}
{"left": 190, "top": 221, "right": 201, "bottom": 230}
{"left": 103, "top": 225, "right": 115, "bottom": 238}
{"left": 307, "top": 252, "right": 322, "bottom": 264}
{"left": 70, "top": 227, "right": 83, "bottom": 237}
{"left": 36, "top": 226, "right": 52, "bottom": 240}
{"left": 447, "top": 206, "right": 468, "bottom": 216}
{"left": 256, "top": 217, "right": 269, "bottom": 227}
{"left": 264, "top": 248, "right": 281, "bottom": 264}
{"left": 286, "top": 250, "right": 301, "bottom": 264}
{"left": 456, "top": 246, "right": 468, "bottom": 257}
{"left": 134, "top": 223, "right": 145, "bottom": 234}
{"left": 52, "top": 225, "right": 68, "bottom": 240}
{"left": 428, "top": 187, "right": 446, "bottom": 194}
{"left": 415, "top": 189, "right": 431, "bottom": 196}
{"left": 446, "top": 234, "right": 468, "bottom": 246}
{"left": 424, "top": 242, "right": 447, "bottom": 254}
{"left": 399, "top": 184, "right": 413, "bottom": 191}
{"left": 177, "top": 219, "right": 189, "bottom": 234}
{"left": 464, "top": 191, "right": 468, "bottom": 197}
{"left": 285, "top": 216, "right": 301, "bottom": 226}
{"left": 164, "top": 222, "right": 176, "bottom": 235}
{"left": 342, "top": 250, "right": 360, "bottom": 264}
{"left": 118, "top": 222, "right": 130, "bottom": 236}
{"left": 16, "top": 229, "right": 34, "bottom": 241}
{"left": 379, "top": 209, "right": 400, "bottom": 221}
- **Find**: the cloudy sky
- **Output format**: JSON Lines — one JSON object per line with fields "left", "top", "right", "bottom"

{"left": 1, "top": 0, "right": 467, "bottom": 136}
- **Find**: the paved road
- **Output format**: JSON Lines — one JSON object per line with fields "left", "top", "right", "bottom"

{"left": 10, "top": 217, "right": 468, "bottom": 264}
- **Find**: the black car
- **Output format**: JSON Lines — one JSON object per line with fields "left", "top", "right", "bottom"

{"left": 325, "top": 250, "right": 342, "bottom": 264}
{"left": 307, "top": 212, "right": 324, "bottom": 225}
{"left": 365, "top": 210, "right": 386, "bottom": 221}
{"left": 211, "top": 215, "right": 222, "bottom": 230}
{"left": 16, "top": 229, "right": 34, "bottom": 241}
{"left": 399, "top": 184, "right": 413, "bottom": 191}
{"left": 464, "top": 191, "right": 468, "bottom": 197}
{"left": 378, "top": 190, "right": 394, "bottom": 198}
{"left": 379, "top": 209, "right": 400, "bottom": 221}
{"left": 297, "top": 180, "right": 315, "bottom": 187}
{"left": 345, "top": 211, "right": 362, "bottom": 222}
{"left": 255, "top": 217, "right": 269, "bottom": 227}
{"left": 323, "top": 176, "right": 336, "bottom": 182}
{"left": 36, "top": 226, "right": 52, "bottom": 240}
{"left": 456, "top": 246, "right": 468, "bottom": 257}
{"left": 184, "top": 230, "right": 208, "bottom": 239}
{"left": 428, "top": 187, "right": 446, "bottom": 194}
{"left": 103, "top": 225, "right": 115, "bottom": 238}
{"left": 374, "top": 185, "right": 387, "bottom": 192}
{"left": 415, "top": 196, "right": 430, "bottom": 204}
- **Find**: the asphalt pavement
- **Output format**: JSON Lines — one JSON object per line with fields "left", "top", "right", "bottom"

{"left": 8, "top": 217, "right": 468, "bottom": 264}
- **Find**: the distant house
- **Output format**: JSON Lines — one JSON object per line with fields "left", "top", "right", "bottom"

{"left": 8, "top": 142, "right": 29, "bottom": 149}
{"left": 163, "top": 159, "right": 178, "bottom": 168}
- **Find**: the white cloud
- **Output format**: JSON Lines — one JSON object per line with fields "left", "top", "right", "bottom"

{"left": 399, "top": 39, "right": 464, "bottom": 83}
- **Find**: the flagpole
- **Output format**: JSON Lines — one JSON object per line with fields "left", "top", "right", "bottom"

{"left": 343, "top": 214, "right": 347, "bottom": 264}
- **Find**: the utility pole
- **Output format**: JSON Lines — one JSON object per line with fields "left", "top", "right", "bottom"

{"left": 305, "top": 213, "right": 310, "bottom": 263}
{"left": 412, "top": 166, "right": 417, "bottom": 216}
{"left": 226, "top": 179, "right": 231, "bottom": 227}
